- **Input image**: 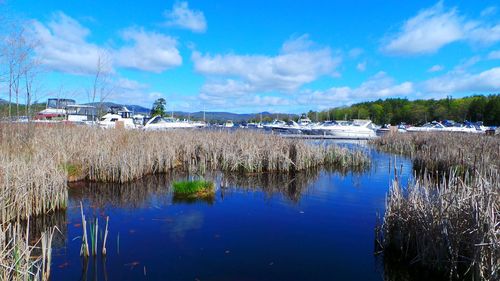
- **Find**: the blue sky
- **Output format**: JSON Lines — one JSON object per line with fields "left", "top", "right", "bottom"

{"left": 2, "top": 0, "right": 500, "bottom": 113}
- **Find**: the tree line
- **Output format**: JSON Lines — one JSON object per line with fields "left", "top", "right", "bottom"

{"left": 306, "top": 95, "right": 500, "bottom": 126}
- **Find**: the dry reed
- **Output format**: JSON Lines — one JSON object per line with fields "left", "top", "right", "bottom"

{"left": 374, "top": 133, "right": 499, "bottom": 280}
{"left": 1, "top": 123, "right": 370, "bottom": 222}
{"left": 371, "top": 132, "right": 500, "bottom": 175}
{"left": 0, "top": 221, "right": 57, "bottom": 281}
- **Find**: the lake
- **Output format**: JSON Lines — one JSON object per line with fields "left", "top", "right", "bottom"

{"left": 39, "top": 141, "right": 433, "bottom": 280}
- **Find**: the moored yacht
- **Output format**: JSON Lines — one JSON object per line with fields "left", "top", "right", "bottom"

{"left": 98, "top": 106, "right": 136, "bottom": 129}
{"left": 35, "top": 98, "right": 97, "bottom": 124}
{"left": 312, "top": 119, "right": 377, "bottom": 139}
{"left": 224, "top": 120, "right": 234, "bottom": 128}
{"left": 263, "top": 119, "right": 286, "bottom": 130}
{"left": 143, "top": 115, "right": 203, "bottom": 131}
{"left": 405, "top": 121, "right": 488, "bottom": 133}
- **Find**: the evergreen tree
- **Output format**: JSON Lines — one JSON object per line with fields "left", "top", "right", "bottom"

{"left": 150, "top": 98, "right": 167, "bottom": 117}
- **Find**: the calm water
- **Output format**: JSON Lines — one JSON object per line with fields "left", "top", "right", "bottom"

{"left": 42, "top": 141, "right": 420, "bottom": 281}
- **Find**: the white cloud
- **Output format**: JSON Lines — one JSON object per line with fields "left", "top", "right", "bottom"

{"left": 382, "top": 2, "right": 500, "bottom": 55}
{"left": 465, "top": 21, "right": 500, "bottom": 46}
{"left": 428, "top": 64, "right": 444, "bottom": 72}
{"left": 29, "top": 12, "right": 182, "bottom": 75}
{"left": 200, "top": 79, "right": 256, "bottom": 97}
{"left": 356, "top": 61, "right": 367, "bottom": 72}
{"left": 348, "top": 48, "right": 364, "bottom": 58}
{"left": 480, "top": 6, "right": 497, "bottom": 17}
{"left": 114, "top": 28, "right": 182, "bottom": 73}
{"left": 423, "top": 67, "right": 500, "bottom": 93}
{"left": 104, "top": 77, "right": 163, "bottom": 107}
{"left": 199, "top": 92, "right": 290, "bottom": 109}
{"left": 163, "top": 1, "right": 207, "bottom": 33}
{"left": 197, "top": 72, "right": 416, "bottom": 111}
{"left": 193, "top": 34, "right": 341, "bottom": 97}
{"left": 452, "top": 56, "right": 480, "bottom": 72}
{"left": 29, "top": 11, "right": 111, "bottom": 75}
{"left": 116, "top": 77, "right": 148, "bottom": 91}
{"left": 302, "top": 72, "right": 414, "bottom": 106}
{"left": 382, "top": 2, "right": 463, "bottom": 55}
{"left": 488, "top": 50, "right": 500, "bottom": 59}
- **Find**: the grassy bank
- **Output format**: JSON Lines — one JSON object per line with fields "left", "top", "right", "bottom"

{"left": 373, "top": 133, "right": 499, "bottom": 280}
{"left": 0, "top": 123, "right": 370, "bottom": 223}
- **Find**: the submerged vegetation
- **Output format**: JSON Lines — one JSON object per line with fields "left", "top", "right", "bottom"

{"left": 0, "top": 123, "right": 370, "bottom": 223}
{"left": 373, "top": 133, "right": 499, "bottom": 280}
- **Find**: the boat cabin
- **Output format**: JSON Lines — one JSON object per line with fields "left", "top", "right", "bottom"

{"left": 66, "top": 105, "right": 97, "bottom": 123}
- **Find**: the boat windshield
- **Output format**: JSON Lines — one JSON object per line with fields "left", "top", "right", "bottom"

{"left": 47, "top": 98, "right": 76, "bottom": 109}
{"left": 66, "top": 106, "right": 97, "bottom": 116}
{"left": 150, "top": 116, "right": 177, "bottom": 124}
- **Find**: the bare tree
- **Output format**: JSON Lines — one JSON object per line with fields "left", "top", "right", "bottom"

{"left": 1, "top": 20, "right": 37, "bottom": 121}
{"left": 23, "top": 56, "right": 40, "bottom": 119}
{"left": 87, "top": 51, "right": 114, "bottom": 118}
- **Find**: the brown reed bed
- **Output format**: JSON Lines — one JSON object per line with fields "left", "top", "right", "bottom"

{"left": 0, "top": 221, "right": 57, "bottom": 281}
{"left": 372, "top": 133, "right": 499, "bottom": 280}
{"left": 371, "top": 132, "right": 500, "bottom": 176}
{"left": 0, "top": 123, "right": 370, "bottom": 223}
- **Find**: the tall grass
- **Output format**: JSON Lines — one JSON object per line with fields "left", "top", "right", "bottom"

{"left": 373, "top": 133, "right": 499, "bottom": 280}
{"left": 0, "top": 221, "right": 57, "bottom": 281}
{"left": 1, "top": 123, "right": 370, "bottom": 222}
{"left": 371, "top": 132, "right": 500, "bottom": 175}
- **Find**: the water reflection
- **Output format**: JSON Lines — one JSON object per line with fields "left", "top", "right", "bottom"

{"left": 169, "top": 211, "right": 204, "bottom": 241}
{"left": 68, "top": 169, "right": 324, "bottom": 208}
{"left": 172, "top": 192, "right": 215, "bottom": 204}
{"left": 21, "top": 210, "right": 68, "bottom": 251}
{"left": 220, "top": 170, "right": 320, "bottom": 202}
{"left": 49, "top": 146, "right": 423, "bottom": 281}
{"left": 68, "top": 173, "right": 181, "bottom": 208}
{"left": 377, "top": 254, "right": 448, "bottom": 281}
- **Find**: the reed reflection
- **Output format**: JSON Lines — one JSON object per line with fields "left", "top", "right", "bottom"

{"left": 220, "top": 170, "right": 321, "bottom": 203}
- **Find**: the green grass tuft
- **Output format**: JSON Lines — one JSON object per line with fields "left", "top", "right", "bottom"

{"left": 172, "top": 180, "right": 214, "bottom": 195}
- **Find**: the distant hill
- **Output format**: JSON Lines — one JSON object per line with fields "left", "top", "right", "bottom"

{"left": 0, "top": 99, "right": 296, "bottom": 122}
{"left": 84, "top": 102, "right": 296, "bottom": 122}
{"left": 173, "top": 111, "right": 297, "bottom": 123}
{"left": 84, "top": 102, "right": 150, "bottom": 114}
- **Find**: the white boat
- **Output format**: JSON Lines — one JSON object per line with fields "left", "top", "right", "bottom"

{"left": 263, "top": 120, "right": 286, "bottom": 130}
{"left": 281, "top": 121, "right": 302, "bottom": 134}
{"left": 98, "top": 106, "right": 136, "bottom": 129}
{"left": 143, "top": 116, "right": 203, "bottom": 131}
{"left": 66, "top": 104, "right": 97, "bottom": 124}
{"left": 35, "top": 98, "right": 75, "bottom": 120}
{"left": 376, "top": 124, "right": 392, "bottom": 135}
{"left": 312, "top": 119, "right": 377, "bottom": 139}
{"left": 397, "top": 123, "right": 408, "bottom": 133}
{"left": 132, "top": 113, "right": 146, "bottom": 126}
{"left": 224, "top": 120, "right": 234, "bottom": 128}
{"left": 297, "top": 117, "right": 312, "bottom": 126}
{"left": 246, "top": 122, "right": 263, "bottom": 129}
{"left": 405, "top": 121, "right": 487, "bottom": 134}
{"left": 35, "top": 98, "right": 97, "bottom": 124}
{"left": 297, "top": 117, "right": 315, "bottom": 134}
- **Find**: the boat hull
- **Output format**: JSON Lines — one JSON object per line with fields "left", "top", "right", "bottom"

{"left": 313, "top": 128, "right": 377, "bottom": 139}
